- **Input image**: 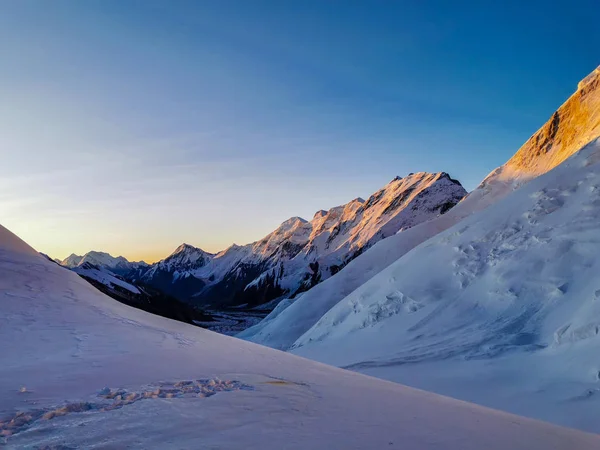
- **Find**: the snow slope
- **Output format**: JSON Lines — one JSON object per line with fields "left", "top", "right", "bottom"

{"left": 1, "top": 224, "right": 599, "bottom": 449}
{"left": 139, "top": 172, "right": 466, "bottom": 308}
{"left": 240, "top": 64, "right": 600, "bottom": 350}
{"left": 239, "top": 178, "right": 507, "bottom": 349}
{"left": 72, "top": 262, "right": 141, "bottom": 294}
{"left": 292, "top": 139, "right": 600, "bottom": 433}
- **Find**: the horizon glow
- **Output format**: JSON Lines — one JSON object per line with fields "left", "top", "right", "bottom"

{"left": 1, "top": 1, "right": 598, "bottom": 262}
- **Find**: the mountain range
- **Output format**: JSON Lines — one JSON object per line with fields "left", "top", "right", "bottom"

{"left": 59, "top": 171, "right": 467, "bottom": 309}
{"left": 242, "top": 64, "right": 600, "bottom": 350}
{"left": 235, "top": 65, "right": 600, "bottom": 431}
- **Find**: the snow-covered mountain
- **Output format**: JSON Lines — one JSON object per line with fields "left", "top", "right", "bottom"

{"left": 137, "top": 172, "right": 466, "bottom": 308}
{"left": 1, "top": 224, "right": 598, "bottom": 449}
{"left": 71, "top": 261, "right": 212, "bottom": 326}
{"left": 293, "top": 138, "right": 600, "bottom": 432}
{"left": 239, "top": 66, "right": 600, "bottom": 432}
{"left": 240, "top": 64, "right": 600, "bottom": 350}
{"left": 57, "top": 252, "right": 210, "bottom": 325}
{"left": 60, "top": 250, "right": 148, "bottom": 275}
{"left": 133, "top": 244, "right": 216, "bottom": 300}
{"left": 60, "top": 253, "right": 83, "bottom": 267}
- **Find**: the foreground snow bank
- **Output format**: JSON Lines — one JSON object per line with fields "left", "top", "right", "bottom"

{"left": 1, "top": 224, "right": 598, "bottom": 448}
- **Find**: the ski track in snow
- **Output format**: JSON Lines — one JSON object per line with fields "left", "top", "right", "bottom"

{"left": 1, "top": 378, "right": 253, "bottom": 438}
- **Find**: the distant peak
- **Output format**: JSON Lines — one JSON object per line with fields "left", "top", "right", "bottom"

{"left": 350, "top": 197, "right": 365, "bottom": 204}
{"left": 171, "top": 243, "right": 206, "bottom": 256}
{"left": 166, "top": 243, "right": 214, "bottom": 263}
{"left": 438, "top": 172, "right": 463, "bottom": 186}
{"left": 60, "top": 253, "right": 84, "bottom": 267}
{"left": 280, "top": 216, "right": 308, "bottom": 227}
{"left": 313, "top": 210, "right": 328, "bottom": 219}
{"left": 85, "top": 250, "right": 121, "bottom": 259}
{"left": 170, "top": 243, "right": 206, "bottom": 256}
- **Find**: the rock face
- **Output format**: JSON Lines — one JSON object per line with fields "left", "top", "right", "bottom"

{"left": 135, "top": 172, "right": 467, "bottom": 308}
{"left": 481, "top": 65, "right": 600, "bottom": 190}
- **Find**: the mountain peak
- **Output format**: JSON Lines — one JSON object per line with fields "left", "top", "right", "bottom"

{"left": 277, "top": 216, "right": 308, "bottom": 231}
{"left": 283, "top": 216, "right": 307, "bottom": 224}
{"left": 438, "top": 172, "right": 463, "bottom": 186}
{"left": 577, "top": 65, "right": 600, "bottom": 91}
{"left": 313, "top": 210, "right": 328, "bottom": 220}
{"left": 174, "top": 243, "right": 198, "bottom": 253}
{"left": 61, "top": 253, "right": 84, "bottom": 268}
{"left": 169, "top": 243, "right": 212, "bottom": 259}
{"left": 155, "top": 243, "right": 213, "bottom": 272}
{"left": 481, "top": 63, "right": 600, "bottom": 189}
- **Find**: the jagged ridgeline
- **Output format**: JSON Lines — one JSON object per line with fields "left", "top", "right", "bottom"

{"left": 60, "top": 172, "right": 466, "bottom": 309}
{"left": 133, "top": 172, "right": 466, "bottom": 308}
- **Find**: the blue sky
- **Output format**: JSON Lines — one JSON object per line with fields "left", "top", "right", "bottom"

{"left": 1, "top": 0, "right": 598, "bottom": 261}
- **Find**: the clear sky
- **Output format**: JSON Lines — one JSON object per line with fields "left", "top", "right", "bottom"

{"left": 1, "top": 0, "right": 598, "bottom": 262}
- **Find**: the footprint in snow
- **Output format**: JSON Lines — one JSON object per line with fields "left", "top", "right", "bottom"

{"left": 0, "top": 378, "right": 253, "bottom": 439}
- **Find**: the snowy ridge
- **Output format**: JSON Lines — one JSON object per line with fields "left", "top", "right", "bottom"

{"left": 72, "top": 262, "right": 141, "bottom": 295}
{"left": 280, "top": 172, "right": 467, "bottom": 289}
{"left": 138, "top": 172, "right": 466, "bottom": 307}
{"left": 479, "top": 64, "right": 600, "bottom": 194}
{"left": 1, "top": 223, "right": 598, "bottom": 448}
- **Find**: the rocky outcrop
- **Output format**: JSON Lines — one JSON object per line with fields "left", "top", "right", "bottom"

{"left": 483, "top": 65, "right": 600, "bottom": 188}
